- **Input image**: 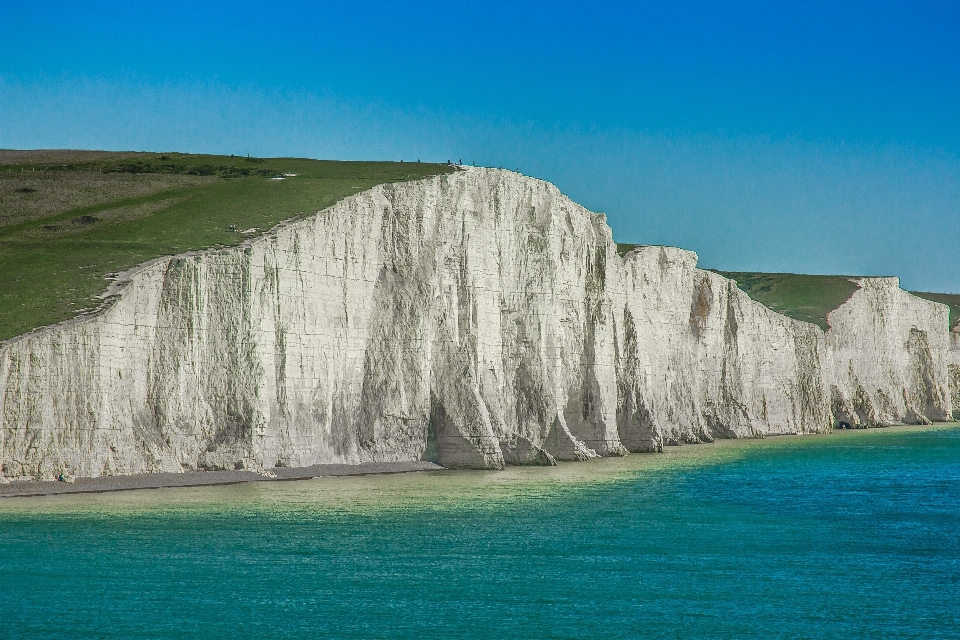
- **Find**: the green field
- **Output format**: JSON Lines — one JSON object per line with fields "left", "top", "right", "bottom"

{"left": 708, "top": 272, "right": 960, "bottom": 332}
{"left": 615, "top": 244, "right": 864, "bottom": 331}
{"left": 4, "top": 153, "right": 955, "bottom": 343}
{"left": 608, "top": 244, "right": 958, "bottom": 332}
{"left": 0, "top": 151, "right": 453, "bottom": 341}
{"left": 710, "top": 271, "right": 861, "bottom": 331}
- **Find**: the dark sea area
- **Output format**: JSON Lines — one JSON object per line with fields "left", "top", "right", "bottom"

{"left": 1, "top": 424, "right": 958, "bottom": 639}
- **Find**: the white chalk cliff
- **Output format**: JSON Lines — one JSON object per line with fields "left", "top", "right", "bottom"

{"left": 0, "top": 168, "right": 955, "bottom": 480}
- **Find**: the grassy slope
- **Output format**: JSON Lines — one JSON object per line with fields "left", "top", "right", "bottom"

{"left": 711, "top": 272, "right": 860, "bottom": 331}
{"left": 0, "top": 152, "right": 454, "bottom": 341}
{"left": 618, "top": 242, "right": 956, "bottom": 332}
{"left": 617, "top": 243, "right": 864, "bottom": 331}
{"left": 714, "top": 273, "right": 959, "bottom": 333}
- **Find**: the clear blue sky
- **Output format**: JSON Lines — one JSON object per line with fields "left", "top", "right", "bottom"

{"left": 2, "top": 1, "right": 958, "bottom": 291}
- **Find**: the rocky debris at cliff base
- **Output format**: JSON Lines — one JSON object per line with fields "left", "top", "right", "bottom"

{"left": 0, "top": 461, "right": 446, "bottom": 498}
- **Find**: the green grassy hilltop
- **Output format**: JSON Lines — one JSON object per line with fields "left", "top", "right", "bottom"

{"left": 617, "top": 243, "right": 958, "bottom": 332}
{"left": 0, "top": 150, "right": 454, "bottom": 341}
{"left": 3, "top": 153, "right": 956, "bottom": 342}
{"left": 711, "top": 271, "right": 860, "bottom": 331}
{"left": 616, "top": 243, "right": 865, "bottom": 331}
{"left": 712, "top": 272, "right": 960, "bottom": 332}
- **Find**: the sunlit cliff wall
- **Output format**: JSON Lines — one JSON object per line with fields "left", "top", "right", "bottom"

{"left": 0, "top": 168, "right": 952, "bottom": 480}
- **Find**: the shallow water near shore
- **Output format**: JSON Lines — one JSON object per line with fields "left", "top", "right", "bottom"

{"left": 2, "top": 425, "right": 959, "bottom": 638}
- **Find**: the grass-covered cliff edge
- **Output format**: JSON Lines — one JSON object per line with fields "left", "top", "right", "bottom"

{"left": 0, "top": 150, "right": 454, "bottom": 341}
{"left": 616, "top": 243, "right": 959, "bottom": 333}
{"left": 710, "top": 271, "right": 960, "bottom": 332}
{"left": 6, "top": 152, "right": 956, "bottom": 343}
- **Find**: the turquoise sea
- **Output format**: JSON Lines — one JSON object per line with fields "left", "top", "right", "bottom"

{"left": 1, "top": 425, "right": 959, "bottom": 638}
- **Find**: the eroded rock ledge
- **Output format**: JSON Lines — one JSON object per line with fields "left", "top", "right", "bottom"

{"left": 1, "top": 168, "right": 956, "bottom": 480}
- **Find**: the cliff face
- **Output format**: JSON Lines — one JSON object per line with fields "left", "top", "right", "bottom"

{"left": 615, "top": 247, "right": 830, "bottom": 451}
{"left": 0, "top": 168, "right": 954, "bottom": 480}
{"left": 948, "top": 331, "right": 960, "bottom": 420}
{"left": 824, "top": 278, "right": 953, "bottom": 426}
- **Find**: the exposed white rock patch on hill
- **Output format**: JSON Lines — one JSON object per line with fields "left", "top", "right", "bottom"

{"left": 0, "top": 168, "right": 954, "bottom": 480}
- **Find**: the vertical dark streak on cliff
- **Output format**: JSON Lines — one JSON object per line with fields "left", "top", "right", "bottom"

{"left": 617, "top": 305, "right": 661, "bottom": 452}
{"left": 905, "top": 327, "right": 947, "bottom": 422}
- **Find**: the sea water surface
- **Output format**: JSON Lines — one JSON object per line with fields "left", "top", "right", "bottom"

{"left": 1, "top": 425, "right": 959, "bottom": 638}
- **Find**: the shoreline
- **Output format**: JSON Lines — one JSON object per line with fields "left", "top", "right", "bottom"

{"left": 0, "top": 461, "right": 446, "bottom": 499}
{"left": 3, "top": 422, "right": 958, "bottom": 499}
